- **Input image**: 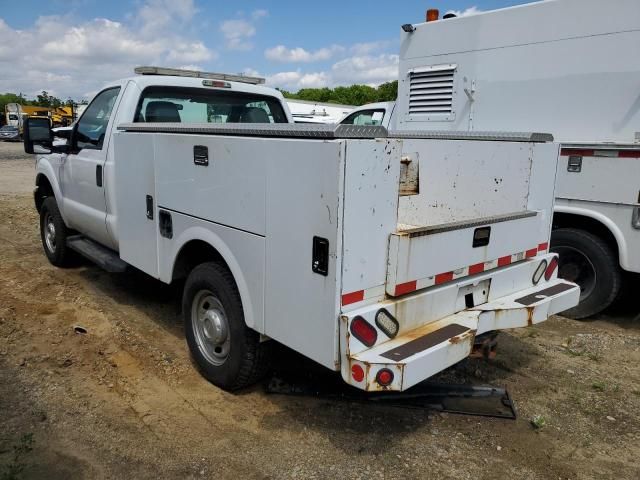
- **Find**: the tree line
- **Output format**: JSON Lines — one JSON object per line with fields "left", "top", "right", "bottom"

{"left": 280, "top": 81, "right": 397, "bottom": 106}
{"left": 0, "top": 91, "right": 88, "bottom": 120}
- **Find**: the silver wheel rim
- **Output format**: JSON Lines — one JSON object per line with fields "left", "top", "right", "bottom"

{"left": 44, "top": 213, "right": 56, "bottom": 253}
{"left": 191, "top": 290, "right": 230, "bottom": 366}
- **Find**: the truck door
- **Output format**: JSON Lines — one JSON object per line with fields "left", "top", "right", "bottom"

{"left": 60, "top": 87, "right": 122, "bottom": 248}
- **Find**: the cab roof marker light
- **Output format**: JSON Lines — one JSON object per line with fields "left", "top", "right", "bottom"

{"left": 202, "top": 80, "right": 232, "bottom": 89}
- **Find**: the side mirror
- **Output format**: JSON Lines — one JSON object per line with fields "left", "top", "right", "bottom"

{"left": 24, "top": 117, "right": 53, "bottom": 154}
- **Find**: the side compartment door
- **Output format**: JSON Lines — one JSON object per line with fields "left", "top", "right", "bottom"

{"left": 60, "top": 87, "right": 122, "bottom": 247}
{"left": 113, "top": 132, "right": 159, "bottom": 278}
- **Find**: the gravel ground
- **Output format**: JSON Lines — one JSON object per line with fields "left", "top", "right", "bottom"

{"left": 1, "top": 141, "right": 639, "bottom": 479}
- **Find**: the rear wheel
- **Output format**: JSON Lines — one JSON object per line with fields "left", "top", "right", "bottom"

{"left": 550, "top": 228, "right": 621, "bottom": 319}
{"left": 182, "top": 262, "right": 271, "bottom": 391}
{"left": 39, "top": 197, "right": 72, "bottom": 267}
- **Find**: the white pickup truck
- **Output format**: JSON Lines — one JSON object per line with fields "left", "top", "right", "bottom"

{"left": 23, "top": 65, "right": 578, "bottom": 392}
{"left": 346, "top": 0, "right": 640, "bottom": 319}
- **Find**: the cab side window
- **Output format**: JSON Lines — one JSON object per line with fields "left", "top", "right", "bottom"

{"left": 76, "top": 87, "right": 121, "bottom": 150}
{"left": 341, "top": 109, "right": 385, "bottom": 126}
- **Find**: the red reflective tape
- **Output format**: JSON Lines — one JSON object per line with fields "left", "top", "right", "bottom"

{"left": 342, "top": 290, "right": 364, "bottom": 306}
{"left": 525, "top": 248, "right": 538, "bottom": 258}
{"left": 618, "top": 150, "right": 640, "bottom": 158}
{"left": 538, "top": 242, "right": 549, "bottom": 252}
{"left": 498, "top": 255, "right": 512, "bottom": 267}
{"left": 560, "top": 148, "right": 594, "bottom": 157}
{"left": 469, "top": 263, "right": 485, "bottom": 275}
{"left": 394, "top": 280, "right": 417, "bottom": 296}
{"left": 435, "top": 272, "right": 454, "bottom": 284}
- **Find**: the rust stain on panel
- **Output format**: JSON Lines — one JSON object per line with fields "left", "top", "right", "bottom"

{"left": 399, "top": 153, "right": 419, "bottom": 196}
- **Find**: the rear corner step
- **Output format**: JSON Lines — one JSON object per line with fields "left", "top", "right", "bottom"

{"left": 66, "top": 235, "right": 128, "bottom": 273}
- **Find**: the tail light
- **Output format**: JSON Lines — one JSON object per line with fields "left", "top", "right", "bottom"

{"left": 532, "top": 259, "right": 548, "bottom": 285}
{"left": 426, "top": 9, "right": 439, "bottom": 22}
{"left": 351, "top": 364, "right": 365, "bottom": 382}
{"left": 545, "top": 256, "right": 559, "bottom": 281}
{"left": 376, "top": 368, "right": 394, "bottom": 387}
{"left": 350, "top": 316, "right": 378, "bottom": 347}
{"left": 375, "top": 309, "right": 399, "bottom": 338}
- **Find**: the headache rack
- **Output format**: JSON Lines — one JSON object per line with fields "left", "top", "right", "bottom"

{"left": 134, "top": 66, "right": 265, "bottom": 85}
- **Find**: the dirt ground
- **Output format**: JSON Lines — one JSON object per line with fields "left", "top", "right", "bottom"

{"left": 1, "top": 141, "right": 639, "bottom": 479}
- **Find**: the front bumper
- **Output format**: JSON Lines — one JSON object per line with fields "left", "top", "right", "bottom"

{"left": 340, "top": 255, "right": 579, "bottom": 391}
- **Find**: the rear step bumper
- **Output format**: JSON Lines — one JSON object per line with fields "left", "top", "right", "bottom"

{"left": 341, "top": 269, "right": 579, "bottom": 392}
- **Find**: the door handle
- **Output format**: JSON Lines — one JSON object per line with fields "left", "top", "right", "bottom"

{"left": 146, "top": 195, "right": 154, "bottom": 220}
{"left": 96, "top": 165, "right": 103, "bottom": 187}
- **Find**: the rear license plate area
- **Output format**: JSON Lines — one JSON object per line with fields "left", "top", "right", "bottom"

{"left": 455, "top": 279, "right": 490, "bottom": 311}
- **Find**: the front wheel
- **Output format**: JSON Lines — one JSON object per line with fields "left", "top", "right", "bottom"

{"left": 182, "top": 262, "right": 271, "bottom": 391}
{"left": 39, "top": 197, "right": 72, "bottom": 267}
{"left": 550, "top": 228, "right": 621, "bottom": 319}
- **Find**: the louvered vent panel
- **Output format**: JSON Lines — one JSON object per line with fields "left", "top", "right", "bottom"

{"left": 408, "top": 66, "right": 456, "bottom": 116}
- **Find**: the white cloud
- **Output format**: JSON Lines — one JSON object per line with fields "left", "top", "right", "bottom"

{"left": 266, "top": 71, "right": 330, "bottom": 89}
{"left": 220, "top": 19, "right": 255, "bottom": 51}
{"left": 0, "top": 1, "right": 216, "bottom": 100}
{"left": 265, "top": 45, "right": 344, "bottom": 63}
{"left": 220, "top": 9, "right": 268, "bottom": 51}
{"left": 263, "top": 53, "right": 398, "bottom": 91}
{"left": 332, "top": 54, "right": 399, "bottom": 86}
{"left": 349, "top": 41, "right": 391, "bottom": 56}
{"left": 445, "top": 6, "right": 482, "bottom": 18}
{"left": 251, "top": 9, "right": 269, "bottom": 20}
{"left": 166, "top": 41, "right": 214, "bottom": 63}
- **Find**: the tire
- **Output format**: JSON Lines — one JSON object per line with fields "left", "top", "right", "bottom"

{"left": 182, "top": 262, "right": 271, "bottom": 391}
{"left": 550, "top": 228, "right": 621, "bottom": 319}
{"left": 39, "top": 197, "right": 73, "bottom": 267}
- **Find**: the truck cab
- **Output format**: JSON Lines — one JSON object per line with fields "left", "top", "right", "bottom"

{"left": 32, "top": 67, "right": 292, "bottom": 253}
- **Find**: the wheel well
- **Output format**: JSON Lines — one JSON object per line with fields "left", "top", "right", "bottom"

{"left": 35, "top": 174, "right": 54, "bottom": 212}
{"left": 552, "top": 212, "right": 619, "bottom": 258}
{"left": 172, "top": 240, "right": 230, "bottom": 282}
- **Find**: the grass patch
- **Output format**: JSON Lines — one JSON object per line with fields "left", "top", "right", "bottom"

{"left": 591, "top": 381, "right": 606, "bottom": 392}
{"left": 530, "top": 415, "right": 547, "bottom": 430}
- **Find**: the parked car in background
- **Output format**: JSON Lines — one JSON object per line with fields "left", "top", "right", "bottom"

{"left": 0, "top": 125, "right": 20, "bottom": 141}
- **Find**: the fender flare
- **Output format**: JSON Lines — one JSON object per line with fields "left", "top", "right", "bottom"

{"left": 554, "top": 204, "right": 629, "bottom": 269}
{"left": 164, "top": 226, "right": 259, "bottom": 331}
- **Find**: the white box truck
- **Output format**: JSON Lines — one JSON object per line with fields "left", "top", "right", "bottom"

{"left": 344, "top": 0, "right": 640, "bottom": 318}
{"left": 22, "top": 65, "right": 578, "bottom": 392}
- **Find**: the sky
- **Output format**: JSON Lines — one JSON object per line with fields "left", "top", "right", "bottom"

{"left": 0, "top": 0, "right": 533, "bottom": 100}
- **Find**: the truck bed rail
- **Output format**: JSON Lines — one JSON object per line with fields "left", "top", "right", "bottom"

{"left": 389, "top": 130, "right": 553, "bottom": 143}
{"left": 117, "top": 122, "right": 388, "bottom": 139}
{"left": 117, "top": 122, "right": 553, "bottom": 143}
